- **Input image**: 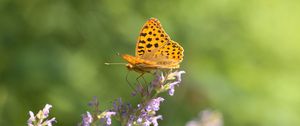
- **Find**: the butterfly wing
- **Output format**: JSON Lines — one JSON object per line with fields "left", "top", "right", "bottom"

{"left": 151, "top": 40, "right": 184, "bottom": 68}
{"left": 135, "top": 18, "right": 184, "bottom": 69}
{"left": 135, "top": 18, "right": 171, "bottom": 58}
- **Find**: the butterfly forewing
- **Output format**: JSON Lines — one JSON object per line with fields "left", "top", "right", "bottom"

{"left": 122, "top": 17, "right": 184, "bottom": 72}
{"left": 135, "top": 18, "right": 171, "bottom": 58}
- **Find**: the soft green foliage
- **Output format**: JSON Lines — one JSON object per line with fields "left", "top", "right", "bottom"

{"left": 0, "top": 0, "right": 300, "bottom": 126}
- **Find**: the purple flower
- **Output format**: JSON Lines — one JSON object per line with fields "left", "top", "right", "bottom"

{"left": 44, "top": 117, "right": 56, "bottom": 126}
{"left": 27, "top": 104, "right": 56, "bottom": 126}
{"left": 137, "top": 117, "right": 143, "bottom": 123}
{"left": 113, "top": 98, "right": 133, "bottom": 120}
{"left": 151, "top": 72, "right": 165, "bottom": 88}
{"left": 150, "top": 115, "right": 162, "bottom": 126}
{"left": 145, "top": 97, "right": 164, "bottom": 112}
{"left": 78, "top": 70, "right": 185, "bottom": 126}
{"left": 130, "top": 97, "right": 164, "bottom": 126}
{"left": 98, "top": 111, "right": 116, "bottom": 125}
{"left": 168, "top": 81, "right": 179, "bottom": 96}
{"left": 166, "top": 71, "right": 185, "bottom": 81}
{"left": 126, "top": 115, "right": 135, "bottom": 126}
{"left": 105, "top": 111, "right": 116, "bottom": 125}
{"left": 82, "top": 112, "right": 93, "bottom": 126}
{"left": 132, "top": 84, "right": 144, "bottom": 96}
{"left": 137, "top": 115, "right": 162, "bottom": 126}
{"left": 27, "top": 111, "right": 35, "bottom": 126}
{"left": 144, "top": 120, "right": 151, "bottom": 126}
{"left": 167, "top": 71, "right": 185, "bottom": 96}
{"left": 43, "top": 104, "right": 52, "bottom": 117}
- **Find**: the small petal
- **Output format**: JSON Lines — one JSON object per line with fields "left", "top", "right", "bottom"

{"left": 98, "top": 111, "right": 116, "bottom": 125}
{"left": 106, "top": 117, "right": 112, "bottom": 125}
{"left": 151, "top": 72, "right": 165, "bottom": 88}
{"left": 27, "top": 111, "right": 36, "bottom": 125}
{"left": 44, "top": 117, "right": 56, "bottom": 126}
{"left": 127, "top": 115, "right": 135, "bottom": 126}
{"left": 167, "top": 71, "right": 185, "bottom": 96}
{"left": 143, "top": 120, "right": 151, "bottom": 126}
{"left": 168, "top": 80, "right": 180, "bottom": 96}
{"left": 176, "top": 71, "right": 185, "bottom": 82}
{"left": 168, "top": 86, "right": 175, "bottom": 96}
{"left": 146, "top": 97, "right": 164, "bottom": 112}
{"left": 42, "top": 104, "right": 52, "bottom": 117}
{"left": 36, "top": 110, "right": 44, "bottom": 120}
{"left": 150, "top": 115, "right": 162, "bottom": 126}
{"left": 105, "top": 111, "right": 116, "bottom": 117}
{"left": 82, "top": 112, "right": 93, "bottom": 126}
{"left": 137, "top": 118, "right": 142, "bottom": 123}
{"left": 167, "top": 71, "right": 185, "bottom": 81}
{"left": 160, "top": 72, "right": 165, "bottom": 83}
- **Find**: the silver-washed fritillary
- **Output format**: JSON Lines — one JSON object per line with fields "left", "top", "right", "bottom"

{"left": 122, "top": 18, "right": 184, "bottom": 73}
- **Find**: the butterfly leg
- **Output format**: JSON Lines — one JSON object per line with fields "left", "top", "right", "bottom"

{"left": 136, "top": 72, "right": 145, "bottom": 85}
{"left": 136, "top": 72, "right": 147, "bottom": 88}
{"left": 125, "top": 70, "right": 135, "bottom": 91}
{"left": 141, "top": 75, "right": 147, "bottom": 85}
{"left": 136, "top": 72, "right": 151, "bottom": 96}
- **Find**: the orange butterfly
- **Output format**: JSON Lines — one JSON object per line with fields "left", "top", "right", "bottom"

{"left": 122, "top": 18, "right": 184, "bottom": 73}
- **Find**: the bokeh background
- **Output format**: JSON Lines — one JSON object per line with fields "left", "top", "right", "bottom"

{"left": 1, "top": 0, "right": 300, "bottom": 125}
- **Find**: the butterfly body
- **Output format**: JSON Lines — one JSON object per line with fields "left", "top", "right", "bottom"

{"left": 122, "top": 54, "right": 179, "bottom": 73}
{"left": 122, "top": 18, "right": 184, "bottom": 73}
{"left": 122, "top": 54, "right": 157, "bottom": 73}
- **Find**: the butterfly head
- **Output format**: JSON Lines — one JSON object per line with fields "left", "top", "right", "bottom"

{"left": 122, "top": 54, "right": 138, "bottom": 71}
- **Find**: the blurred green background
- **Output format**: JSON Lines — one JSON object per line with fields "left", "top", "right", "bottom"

{"left": 1, "top": 0, "right": 300, "bottom": 125}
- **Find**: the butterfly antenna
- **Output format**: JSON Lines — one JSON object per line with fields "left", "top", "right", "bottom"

{"left": 112, "top": 48, "right": 120, "bottom": 56}
{"left": 104, "top": 48, "right": 123, "bottom": 65}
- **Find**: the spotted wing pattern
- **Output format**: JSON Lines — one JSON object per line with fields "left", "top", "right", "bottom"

{"left": 152, "top": 40, "right": 184, "bottom": 67}
{"left": 135, "top": 18, "right": 171, "bottom": 58}
{"left": 122, "top": 18, "right": 184, "bottom": 71}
